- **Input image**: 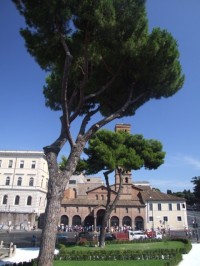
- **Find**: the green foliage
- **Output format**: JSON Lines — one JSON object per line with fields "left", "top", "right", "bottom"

{"left": 53, "top": 240, "right": 187, "bottom": 262}
{"left": 191, "top": 176, "right": 200, "bottom": 202}
{"left": 172, "top": 189, "right": 196, "bottom": 205}
{"left": 59, "top": 155, "right": 87, "bottom": 174}
{"left": 12, "top": 0, "right": 184, "bottom": 118}
{"left": 83, "top": 129, "right": 165, "bottom": 174}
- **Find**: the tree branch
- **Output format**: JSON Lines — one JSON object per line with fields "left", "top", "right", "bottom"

{"left": 43, "top": 116, "right": 67, "bottom": 155}
{"left": 85, "top": 60, "right": 125, "bottom": 101}
{"left": 83, "top": 86, "right": 146, "bottom": 142}
{"left": 78, "top": 106, "right": 101, "bottom": 136}
{"left": 58, "top": 31, "right": 74, "bottom": 148}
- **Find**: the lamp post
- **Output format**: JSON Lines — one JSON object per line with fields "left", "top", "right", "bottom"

{"left": 149, "top": 196, "right": 154, "bottom": 231}
{"left": 193, "top": 204, "right": 199, "bottom": 242}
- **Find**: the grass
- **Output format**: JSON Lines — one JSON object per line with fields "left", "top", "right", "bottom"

{"left": 53, "top": 241, "right": 186, "bottom": 266}
{"left": 54, "top": 260, "right": 167, "bottom": 266}
{"left": 57, "top": 240, "right": 184, "bottom": 251}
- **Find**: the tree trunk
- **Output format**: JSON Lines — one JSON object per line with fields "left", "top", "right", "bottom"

{"left": 98, "top": 169, "right": 123, "bottom": 247}
{"left": 99, "top": 210, "right": 110, "bottom": 247}
{"left": 37, "top": 150, "right": 65, "bottom": 266}
{"left": 37, "top": 141, "right": 86, "bottom": 266}
{"left": 37, "top": 185, "right": 62, "bottom": 266}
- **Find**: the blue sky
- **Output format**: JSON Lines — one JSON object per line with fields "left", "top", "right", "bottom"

{"left": 1, "top": 1, "right": 200, "bottom": 193}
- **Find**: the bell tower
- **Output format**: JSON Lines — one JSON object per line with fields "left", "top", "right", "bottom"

{"left": 114, "top": 124, "right": 132, "bottom": 198}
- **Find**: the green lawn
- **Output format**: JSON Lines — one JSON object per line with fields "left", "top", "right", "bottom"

{"left": 57, "top": 240, "right": 184, "bottom": 251}
{"left": 53, "top": 241, "right": 185, "bottom": 266}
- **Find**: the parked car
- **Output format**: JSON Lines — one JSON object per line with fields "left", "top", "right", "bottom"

{"left": 79, "top": 232, "right": 98, "bottom": 241}
{"left": 105, "top": 233, "right": 116, "bottom": 241}
{"left": 56, "top": 233, "right": 69, "bottom": 243}
{"left": 146, "top": 230, "right": 163, "bottom": 239}
{"left": 129, "top": 231, "right": 147, "bottom": 240}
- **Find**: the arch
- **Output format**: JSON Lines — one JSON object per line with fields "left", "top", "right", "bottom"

{"left": 6, "top": 176, "right": 10, "bottom": 186}
{"left": 17, "top": 177, "right": 22, "bottom": 186}
{"left": 15, "top": 195, "right": 20, "bottom": 205}
{"left": 84, "top": 215, "right": 94, "bottom": 227}
{"left": 60, "top": 215, "right": 69, "bottom": 226}
{"left": 135, "top": 216, "right": 144, "bottom": 230}
{"left": 96, "top": 209, "right": 106, "bottom": 227}
{"left": 72, "top": 215, "right": 81, "bottom": 226}
{"left": 3, "top": 195, "right": 8, "bottom": 205}
{"left": 29, "top": 177, "right": 34, "bottom": 186}
{"left": 73, "top": 188, "right": 77, "bottom": 198}
{"left": 125, "top": 177, "right": 129, "bottom": 183}
{"left": 122, "top": 216, "right": 132, "bottom": 227}
{"left": 110, "top": 216, "right": 119, "bottom": 227}
{"left": 27, "top": 196, "right": 32, "bottom": 205}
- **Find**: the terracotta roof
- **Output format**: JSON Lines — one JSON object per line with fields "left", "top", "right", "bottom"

{"left": 140, "top": 189, "right": 186, "bottom": 202}
{"left": 86, "top": 185, "right": 117, "bottom": 194}
{"left": 61, "top": 198, "right": 145, "bottom": 207}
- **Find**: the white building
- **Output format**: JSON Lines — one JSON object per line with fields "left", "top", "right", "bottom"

{"left": 0, "top": 150, "right": 49, "bottom": 230}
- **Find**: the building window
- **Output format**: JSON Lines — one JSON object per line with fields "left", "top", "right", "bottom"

{"left": 126, "top": 208, "right": 128, "bottom": 213}
{"left": 0, "top": 160, "right": 2, "bottom": 167}
{"left": 163, "top": 216, "right": 168, "bottom": 222}
{"left": 101, "top": 195, "right": 104, "bottom": 200}
{"left": 31, "top": 161, "right": 36, "bottom": 169}
{"left": 149, "top": 216, "right": 154, "bottom": 222}
{"left": 5, "top": 176, "right": 10, "bottom": 186}
{"left": 19, "top": 160, "right": 24, "bottom": 168}
{"left": 177, "top": 203, "right": 181, "bottom": 211}
{"left": 168, "top": 203, "right": 172, "bottom": 211}
{"left": 15, "top": 195, "right": 20, "bottom": 205}
{"left": 27, "top": 196, "right": 32, "bottom": 205}
{"left": 17, "top": 177, "right": 22, "bottom": 186}
{"left": 149, "top": 203, "right": 153, "bottom": 211}
{"left": 69, "top": 180, "right": 76, "bottom": 184}
{"left": 177, "top": 216, "right": 182, "bottom": 221}
{"left": 125, "top": 177, "right": 128, "bottom": 183}
{"left": 76, "top": 207, "right": 79, "bottom": 212}
{"left": 29, "top": 177, "right": 34, "bottom": 186}
{"left": 8, "top": 160, "right": 13, "bottom": 168}
{"left": 3, "top": 195, "right": 8, "bottom": 205}
{"left": 87, "top": 179, "right": 91, "bottom": 182}
{"left": 158, "top": 203, "right": 162, "bottom": 211}
{"left": 96, "top": 195, "right": 98, "bottom": 200}
{"left": 182, "top": 203, "right": 185, "bottom": 208}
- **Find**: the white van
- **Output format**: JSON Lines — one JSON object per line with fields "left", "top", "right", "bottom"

{"left": 128, "top": 230, "right": 147, "bottom": 240}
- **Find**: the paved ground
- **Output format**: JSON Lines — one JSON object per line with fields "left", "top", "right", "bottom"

{"left": 178, "top": 243, "right": 200, "bottom": 266}
{"left": 0, "top": 244, "right": 200, "bottom": 266}
{"left": 0, "top": 247, "right": 58, "bottom": 265}
{"left": 0, "top": 247, "right": 40, "bottom": 265}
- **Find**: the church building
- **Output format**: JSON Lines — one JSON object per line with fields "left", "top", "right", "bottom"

{"left": 60, "top": 124, "right": 188, "bottom": 232}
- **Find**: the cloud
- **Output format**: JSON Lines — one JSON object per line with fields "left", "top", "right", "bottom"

{"left": 149, "top": 178, "right": 193, "bottom": 192}
{"left": 183, "top": 156, "right": 200, "bottom": 169}
{"left": 167, "top": 154, "right": 200, "bottom": 170}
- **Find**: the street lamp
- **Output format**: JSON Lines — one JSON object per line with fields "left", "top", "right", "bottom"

{"left": 149, "top": 196, "right": 154, "bottom": 231}
{"left": 193, "top": 204, "right": 199, "bottom": 242}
